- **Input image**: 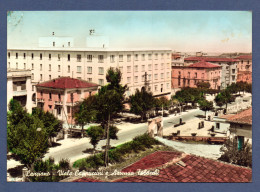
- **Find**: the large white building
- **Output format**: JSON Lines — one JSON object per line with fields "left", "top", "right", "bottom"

{"left": 7, "top": 46, "right": 172, "bottom": 111}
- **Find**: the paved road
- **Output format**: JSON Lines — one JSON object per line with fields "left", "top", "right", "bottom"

{"left": 44, "top": 109, "right": 204, "bottom": 163}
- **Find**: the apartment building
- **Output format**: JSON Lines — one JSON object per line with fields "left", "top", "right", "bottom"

{"left": 36, "top": 77, "right": 98, "bottom": 123}
{"left": 171, "top": 61, "right": 222, "bottom": 90}
{"left": 236, "top": 55, "right": 252, "bottom": 83}
{"left": 184, "top": 57, "right": 239, "bottom": 89}
{"left": 7, "top": 47, "right": 172, "bottom": 100}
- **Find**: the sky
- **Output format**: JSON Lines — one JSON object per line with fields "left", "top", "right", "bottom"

{"left": 7, "top": 11, "right": 252, "bottom": 53}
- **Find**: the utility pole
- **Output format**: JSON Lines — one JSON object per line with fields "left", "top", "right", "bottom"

{"left": 70, "top": 93, "right": 73, "bottom": 129}
{"left": 104, "top": 113, "right": 110, "bottom": 167}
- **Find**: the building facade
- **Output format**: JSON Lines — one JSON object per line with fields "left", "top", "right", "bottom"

{"left": 7, "top": 69, "right": 33, "bottom": 113}
{"left": 171, "top": 61, "right": 222, "bottom": 90}
{"left": 7, "top": 47, "right": 172, "bottom": 101}
{"left": 184, "top": 57, "right": 239, "bottom": 89}
{"left": 236, "top": 55, "right": 252, "bottom": 83}
{"left": 36, "top": 77, "right": 99, "bottom": 124}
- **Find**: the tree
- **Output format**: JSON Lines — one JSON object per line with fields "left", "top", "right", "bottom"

{"left": 86, "top": 126, "right": 104, "bottom": 152}
{"left": 32, "top": 108, "right": 62, "bottom": 144}
{"left": 196, "top": 81, "right": 210, "bottom": 90}
{"left": 219, "top": 138, "right": 252, "bottom": 168}
{"left": 130, "top": 88, "right": 155, "bottom": 121}
{"left": 74, "top": 96, "right": 97, "bottom": 137}
{"left": 198, "top": 99, "right": 214, "bottom": 117}
{"left": 214, "top": 90, "right": 234, "bottom": 109}
{"left": 154, "top": 97, "right": 170, "bottom": 116}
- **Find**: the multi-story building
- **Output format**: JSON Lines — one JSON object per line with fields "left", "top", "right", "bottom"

{"left": 184, "top": 57, "right": 239, "bottom": 89}
{"left": 236, "top": 55, "right": 252, "bottom": 83}
{"left": 36, "top": 77, "right": 99, "bottom": 123}
{"left": 171, "top": 60, "right": 222, "bottom": 90}
{"left": 7, "top": 47, "right": 172, "bottom": 101}
{"left": 7, "top": 68, "right": 33, "bottom": 112}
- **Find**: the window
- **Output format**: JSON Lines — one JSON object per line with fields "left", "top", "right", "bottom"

{"left": 40, "top": 53, "right": 42, "bottom": 60}
{"left": 142, "top": 75, "right": 145, "bottom": 82}
{"left": 49, "top": 64, "right": 51, "bottom": 71}
{"left": 155, "top": 53, "right": 158, "bottom": 60}
{"left": 167, "top": 63, "right": 170, "bottom": 69}
{"left": 8, "top": 52, "right": 10, "bottom": 58}
{"left": 127, "top": 66, "right": 131, "bottom": 73}
{"left": 68, "top": 42, "right": 71, "bottom": 47}
{"left": 58, "top": 65, "right": 61, "bottom": 72}
{"left": 167, "top": 83, "right": 170, "bottom": 89}
{"left": 87, "top": 55, "right": 92, "bottom": 62}
{"left": 134, "top": 65, "right": 138, "bottom": 72}
{"left": 167, "top": 53, "right": 170, "bottom": 59}
{"left": 127, "top": 54, "right": 131, "bottom": 62}
{"left": 16, "top": 53, "right": 18, "bottom": 59}
{"left": 68, "top": 65, "right": 70, "bottom": 73}
{"left": 32, "top": 73, "right": 34, "bottom": 80}
{"left": 148, "top": 64, "right": 152, "bottom": 71}
{"left": 216, "top": 123, "right": 220, "bottom": 129}
{"left": 53, "top": 42, "right": 55, "bottom": 47}
{"left": 24, "top": 63, "right": 26, "bottom": 69}
{"left": 40, "top": 74, "right": 42, "bottom": 81}
{"left": 167, "top": 72, "right": 170, "bottom": 79}
{"left": 134, "top": 76, "right": 138, "bottom": 82}
{"left": 31, "top": 53, "right": 34, "bottom": 60}
{"left": 23, "top": 53, "right": 26, "bottom": 59}
{"left": 232, "top": 69, "right": 235, "bottom": 74}
{"left": 49, "top": 93, "right": 52, "bottom": 100}
{"left": 154, "top": 74, "right": 158, "bottom": 80}
{"left": 142, "top": 65, "right": 145, "bottom": 72}
{"left": 32, "top": 85, "right": 34, "bottom": 91}
{"left": 110, "top": 55, "right": 115, "bottom": 62}
{"left": 77, "top": 66, "right": 82, "bottom": 73}
{"left": 40, "top": 64, "right": 42, "bottom": 71}
{"left": 87, "top": 66, "right": 92, "bottom": 74}
{"left": 142, "top": 54, "right": 145, "bottom": 61}
{"left": 98, "top": 67, "right": 104, "bottom": 75}
{"left": 127, "top": 77, "right": 131, "bottom": 84}
{"left": 119, "top": 55, "right": 123, "bottom": 62}
{"left": 77, "top": 54, "right": 81, "bottom": 62}
{"left": 202, "top": 73, "right": 204, "bottom": 79}
{"left": 68, "top": 54, "right": 70, "bottom": 61}
{"left": 98, "top": 55, "right": 104, "bottom": 63}
{"left": 49, "top": 75, "right": 51, "bottom": 80}
{"left": 232, "top": 75, "right": 235, "bottom": 81}
{"left": 161, "top": 63, "right": 164, "bottom": 69}
{"left": 161, "top": 73, "right": 164, "bottom": 79}
{"left": 58, "top": 54, "right": 60, "bottom": 61}
{"left": 148, "top": 54, "right": 152, "bottom": 60}
{"left": 155, "top": 85, "right": 158, "bottom": 91}
{"left": 87, "top": 78, "right": 92, "bottom": 82}
{"left": 135, "top": 54, "right": 138, "bottom": 61}
{"left": 195, "top": 72, "right": 197, "bottom": 78}
{"left": 57, "top": 106, "right": 61, "bottom": 115}
{"left": 58, "top": 94, "right": 61, "bottom": 100}
{"left": 98, "top": 79, "right": 104, "bottom": 86}
{"left": 77, "top": 77, "right": 81, "bottom": 80}
{"left": 32, "top": 63, "right": 34, "bottom": 70}
{"left": 67, "top": 106, "right": 71, "bottom": 114}
{"left": 155, "top": 64, "right": 158, "bottom": 70}
{"left": 119, "top": 66, "right": 123, "bottom": 72}
{"left": 148, "top": 74, "right": 152, "bottom": 80}
{"left": 40, "top": 91, "right": 43, "bottom": 97}
{"left": 161, "top": 84, "right": 163, "bottom": 92}
{"left": 161, "top": 53, "right": 164, "bottom": 59}
{"left": 226, "top": 66, "right": 229, "bottom": 69}
{"left": 247, "top": 60, "right": 250, "bottom": 64}
{"left": 188, "top": 72, "right": 190, "bottom": 78}
{"left": 49, "top": 54, "right": 51, "bottom": 60}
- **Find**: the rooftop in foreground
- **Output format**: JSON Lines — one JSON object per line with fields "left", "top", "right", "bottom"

{"left": 72, "top": 151, "right": 252, "bottom": 183}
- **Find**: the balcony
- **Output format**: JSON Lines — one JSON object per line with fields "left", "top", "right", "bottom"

{"left": 55, "top": 100, "right": 63, "bottom": 105}
{"left": 37, "top": 98, "right": 45, "bottom": 102}
{"left": 13, "top": 90, "right": 27, "bottom": 96}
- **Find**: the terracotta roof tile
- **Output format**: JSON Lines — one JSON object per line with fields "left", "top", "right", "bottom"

{"left": 187, "top": 61, "right": 221, "bottom": 68}
{"left": 222, "top": 108, "right": 252, "bottom": 125}
{"left": 36, "top": 77, "right": 99, "bottom": 89}
{"left": 185, "top": 57, "right": 239, "bottom": 62}
{"left": 235, "top": 55, "right": 252, "bottom": 60}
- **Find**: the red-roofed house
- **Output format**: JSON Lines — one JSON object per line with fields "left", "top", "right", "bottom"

{"left": 171, "top": 60, "right": 222, "bottom": 90}
{"left": 236, "top": 55, "right": 252, "bottom": 83}
{"left": 36, "top": 77, "right": 99, "bottom": 124}
{"left": 184, "top": 56, "right": 238, "bottom": 89}
{"left": 222, "top": 107, "right": 252, "bottom": 149}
